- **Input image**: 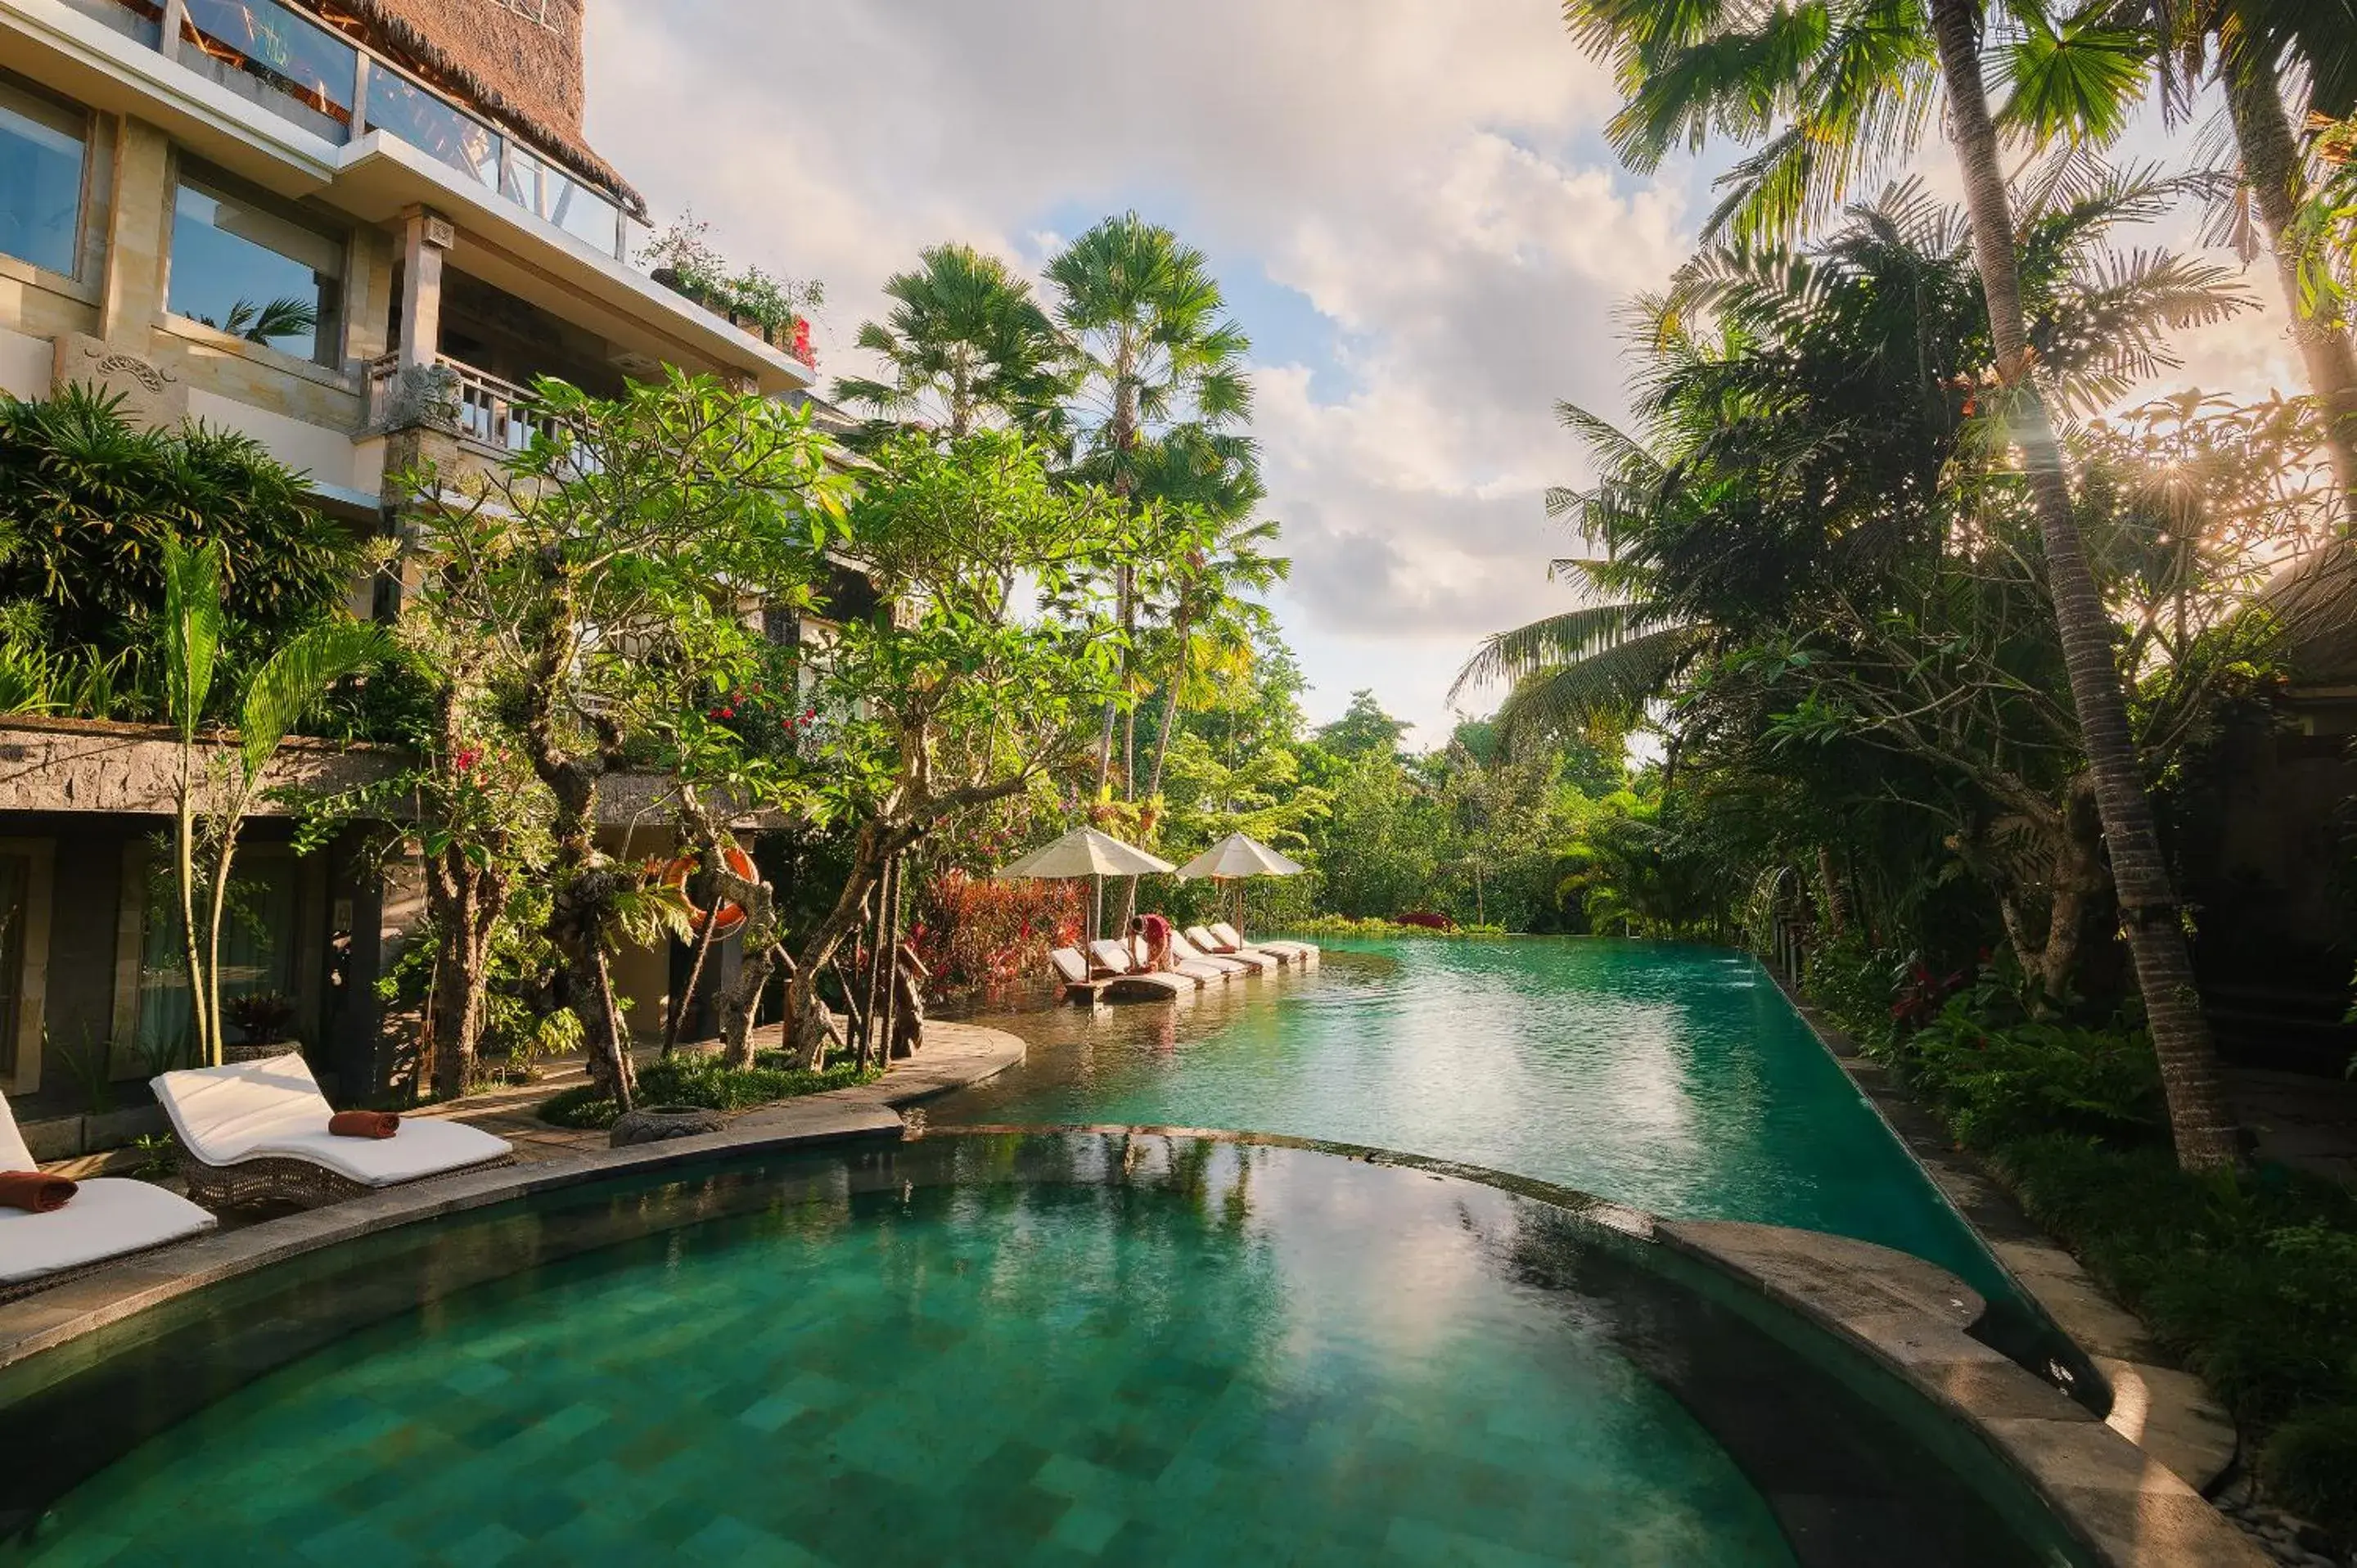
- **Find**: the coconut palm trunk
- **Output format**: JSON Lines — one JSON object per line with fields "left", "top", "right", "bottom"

{"left": 2224, "top": 54, "right": 2357, "bottom": 509}
{"left": 1930, "top": 0, "right": 2240, "bottom": 1169}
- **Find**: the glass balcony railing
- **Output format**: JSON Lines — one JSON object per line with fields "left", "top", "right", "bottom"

{"left": 79, "top": 0, "right": 631, "bottom": 259}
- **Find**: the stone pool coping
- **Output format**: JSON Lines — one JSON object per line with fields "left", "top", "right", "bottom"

{"left": 0, "top": 1022, "right": 2260, "bottom": 1566}
{"left": 1764, "top": 973, "right": 2243, "bottom": 1499}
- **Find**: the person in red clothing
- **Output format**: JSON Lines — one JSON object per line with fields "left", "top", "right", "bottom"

{"left": 1131, "top": 912, "right": 1174, "bottom": 971}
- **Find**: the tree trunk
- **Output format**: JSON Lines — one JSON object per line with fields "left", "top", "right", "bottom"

{"left": 2032, "top": 782, "right": 2107, "bottom": 1008}
{"left": 2226, "top": 52, "right": 2357, "bottom": 510}
{"left": 173, "top": 748, "right": 213, "bottom": 1067}
{"left": 717, "top": 869, "right": 782, "bottom": 1070}
{"left": 1930, "top": 0, "right": 2240, "bottom": 1169}
{"left": 783, "top": 823, "right": 889, "bottom": 1069}
{"left": 1815, "top": 845, "right": 1850, "bottom": 940}
{"left": 425, "top": 852, "right": 506, "bottom": 1101}
{"left": 665, "top": 876, "right": 722, "bottom": 1057}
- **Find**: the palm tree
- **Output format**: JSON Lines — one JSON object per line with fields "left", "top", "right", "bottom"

{"left": 2157, "top": 0, "right": 2357, "bottom": 505}
{"left": 161, "top": 537, "right": 387, "bottom": 1065}
{"left": 831, "top": 244, "right": 1066, "bottom": 439}
{"left": 1045, "top": 214, "right": 1255, "bottom": 799}
{"left": 1490, "top": 22, "right": 2251, "bottom": 1156}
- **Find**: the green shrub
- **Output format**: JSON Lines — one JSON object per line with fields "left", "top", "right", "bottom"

{"left": 1282, "top": 914, "right": 1509, "bottom": 938}
{"left": 1903, "top": 1002, "right": 2164, "bottom": 1148}
{"left": 2260, "top": 1404, "right": 2357, "bottom": 1538}
{"left": 1877, "top": 1007, "right": 2357, "bottom": 1534}
{"left": 539, "top": 1053, "right": 879, "bottom": 1129}
{"left": 1801, "top": 935, "right": 1904, "bottom": 1049}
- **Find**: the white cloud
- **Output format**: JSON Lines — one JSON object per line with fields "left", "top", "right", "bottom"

{"left": 584, "top": 3, "right": 2313, "bottom": 745}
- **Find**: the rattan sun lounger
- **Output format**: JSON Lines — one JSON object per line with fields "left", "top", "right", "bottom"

{"left": 153, "top": 1052, "right": 514, "bottom": 1210}
{"left": 1, "top": 1090, "right": 215, "bottom": 1303}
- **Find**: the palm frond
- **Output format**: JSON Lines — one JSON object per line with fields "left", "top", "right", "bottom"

{"left": 1449, "top": 601, "right": 1674, "bottom": 705}
{"left": 1493, "top": 627, "right": 1699, "bottom": 751}
{"left": 238, "top": 620, "right": 390, "bottom": 782}
{"left": 161, "top": 534, "right": 225, "bottom": 741}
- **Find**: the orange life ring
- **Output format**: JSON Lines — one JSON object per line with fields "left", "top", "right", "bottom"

{"left": 661, "top": 845, "right": 757, "bottom": 939}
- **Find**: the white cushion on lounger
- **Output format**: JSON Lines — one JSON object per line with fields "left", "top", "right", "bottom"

{"left": 151, "top": 1052, "right": 335, "bottom": 1167}
{"left": 0, "top": 1091, "right": 215, "bottom": 1286}
{"left": 0, "top": 1175, "right": 216, "bottom": 1284}
{"left": 228, "top": 1120, "right": 512, "bottom": 1187}
{"left": 1088, "top": 939, "right": 1142, "bottom": 975}
{"left": 1049, "top": 948, "right": 1091, "bottom": 985}
{"left": 154, "top": 1052, "right": 510, "bottom": 1185}
{"left": 1169, "top": 935, "right": 1250, "bottom": 975}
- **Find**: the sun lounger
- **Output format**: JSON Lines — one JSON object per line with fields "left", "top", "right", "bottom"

{"left": 153, "top": 1052, "right": 514, "bottom": 1210}
{"left": 2, "top": 1090, "right": 215, "bottom": 1302}
{"left": 1212, "top": 921, "right": 1318, "bottom": 965}
{"left": 1169, "top": 931, "right": 1255, "bottom": 978}
{"left": 1084, "top": 939, "right": 1200, "bottom": 998}
{"left": 1184, "top": 925, "right": 1270, "bottom": 970}
{"left": 1193, "top": 924, "right": 1292, "bottom": 968}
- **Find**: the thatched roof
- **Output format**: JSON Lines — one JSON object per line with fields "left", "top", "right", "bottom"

{"left": 2261, "top": 543, "right": 2357, "bottom": 687}
{"left": 301, "top": 0, "right": 647, "bottom": 218}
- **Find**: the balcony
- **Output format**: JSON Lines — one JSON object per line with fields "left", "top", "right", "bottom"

{"left": 64, "top": 0, "right": 634, "bottom": 259}
{"left": 367, "top": 352, "right": 549, "bottom": 455}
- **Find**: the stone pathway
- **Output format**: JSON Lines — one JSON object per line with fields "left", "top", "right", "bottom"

{"left": 412, "top": 1022, "right": 1025, "bottom": 1165}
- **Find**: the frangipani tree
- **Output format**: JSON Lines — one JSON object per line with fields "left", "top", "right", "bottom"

{"left": 768, "top": 431, "right": 1153, "bottom": 1066}
{"left": 162, "top": 536, "right": 387, "bottom": 1066}
{"left": 399, "top": 372, "right": 848, "bottom": 1110}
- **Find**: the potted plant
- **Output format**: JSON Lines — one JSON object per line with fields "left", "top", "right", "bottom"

{"left": 222, "top": 990, "right": 299, "bottom": 1063}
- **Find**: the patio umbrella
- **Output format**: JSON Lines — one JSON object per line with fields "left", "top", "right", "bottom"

{"left": 1174, "top": 832, "right": 1306, "bottom": 881}
{"left": 995, "top": 826, "right": 1176, "bottom": 947}
{"left": 1174, "top": 831, "right": 1305, "bottom": 929}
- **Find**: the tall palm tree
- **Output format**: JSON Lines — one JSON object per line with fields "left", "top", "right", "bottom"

{"left": 1511, "top": 0, "right": 2252, "bottom": 1156}
{"left": 832, "top": 244, "right": 1067, "bottom": 439}
{"left": 1046, "top": 214, "right": 1255, "bottom": 800}
{"left": 2153, "top": 0, "right": 2357, "bottom": 504}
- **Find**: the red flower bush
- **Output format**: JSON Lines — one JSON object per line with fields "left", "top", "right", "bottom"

{"left": 906, "top": 869, "right": 1084, "bottom": 997}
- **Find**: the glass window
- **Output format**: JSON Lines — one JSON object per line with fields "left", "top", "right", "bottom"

{"left": 366, "top": 68, "right": 500, "bottom": 189}
{"left": 180, "top": 0, "right": 356, "bottom": 141}
{"left": 137, "top": 857, "right": 299, "bottom": 1058}
{"left": 502, "top": 146, "right": 620, "bottom": 254}
{"left": 169, "top": 166, "right": 345, "bottom": 364}
{"left": 0, "top": 79, "right": 87, "bottom": 277}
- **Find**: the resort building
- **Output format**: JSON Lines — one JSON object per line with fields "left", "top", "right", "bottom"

{"left": 0, "top": 0, "right": 816, "bottom": 1133}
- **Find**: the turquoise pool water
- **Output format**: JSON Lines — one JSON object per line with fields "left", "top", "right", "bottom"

{"left": 0, "top": 1137, "right": 2080, "bottom": 1567}
{"left": 943, "top": 939, "right": 2008, "bottom": 1298}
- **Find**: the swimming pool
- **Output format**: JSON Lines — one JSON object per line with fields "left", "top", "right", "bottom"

{"left": 940, "top": 938, "right": 2009, "bottom": 1298}
{"left": 0, "top": 1134, "right": 2088, "bottom": 1566}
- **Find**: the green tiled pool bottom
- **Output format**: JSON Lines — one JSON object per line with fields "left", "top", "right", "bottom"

{"left": 0, "top": 1136, "right": 2084, "bottom": 1567}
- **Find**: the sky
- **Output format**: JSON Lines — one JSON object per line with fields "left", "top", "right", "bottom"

{"left": 584, "top": 2, "right": 2308, "bottom": 747}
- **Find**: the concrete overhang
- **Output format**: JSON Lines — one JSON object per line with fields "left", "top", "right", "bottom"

{"left": 0, "top": 0, "right": 813, "bottom": 395}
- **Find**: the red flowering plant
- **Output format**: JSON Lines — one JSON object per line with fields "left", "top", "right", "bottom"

{"left": 905, "top": 867, "right": 1084, "bottom": 997}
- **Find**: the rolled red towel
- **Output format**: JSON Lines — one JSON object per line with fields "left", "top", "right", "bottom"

{"left": 0, "top": 1170, "right": 77, "bottom": 1213}
{"left": 327, "top": 1111, "right": 400, "bottom": 1140}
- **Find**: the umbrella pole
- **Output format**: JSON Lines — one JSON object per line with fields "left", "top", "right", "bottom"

{"left": 1091, "top": 874, "right": 1102, "bottom": 949}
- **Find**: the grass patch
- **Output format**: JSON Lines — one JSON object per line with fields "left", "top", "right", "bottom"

{"left": 1281, "top": 915, "right": 1511, "bottom": 938}
{"left": 538, "top": 1052, "right": 882, "bottom": 1131}
{"left": 1840, "top": 994, "right": 2357, "bottom": 1537}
